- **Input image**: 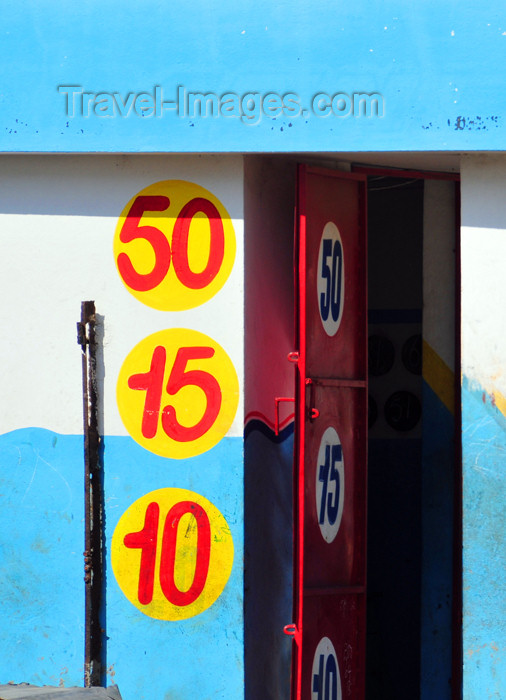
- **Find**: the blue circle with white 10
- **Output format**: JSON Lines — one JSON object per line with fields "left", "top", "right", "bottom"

{"left": 312, "top": 636, "right": 342, "bottom": 700}
{"left": 317, "top": 222, "right": 345, "bottom": 337}
{"left": 315, "top": 426, "right": 345, "bottom": 543}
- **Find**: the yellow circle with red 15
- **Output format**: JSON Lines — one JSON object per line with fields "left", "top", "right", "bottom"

{"left": 117, "top": 328, "right": 239, "bottom": 459}
{"left": 113, "top": 180, "right": 236, "bottom": 311}
{"left": 111, "top": 488, "right": 234, "bottom": 620}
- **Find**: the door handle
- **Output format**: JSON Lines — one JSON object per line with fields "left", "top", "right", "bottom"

{"left": 274, "top": 397, "right": 295, "bottom": 436}
{"left": 306, "top": 377, "right": 320, "bottom": 422}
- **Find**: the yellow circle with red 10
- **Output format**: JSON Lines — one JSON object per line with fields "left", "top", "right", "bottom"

{"left": 117, "top": 328, "right": 239, "bottom": 459}
{"left": 113, "top": 180, "right": 236, "bottom": 311}
{"left": 111, "top": 488, "right": 234, "bottom": 620}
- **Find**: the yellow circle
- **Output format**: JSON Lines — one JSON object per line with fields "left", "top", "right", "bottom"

{"left": 113, "top": 180, "right": 236, "bottom": 310}
{"left": 111, "top": 488, "right": 234, "bottom": 620}
{"left": 117, "top": 328, "right": 239, "bottom": 459}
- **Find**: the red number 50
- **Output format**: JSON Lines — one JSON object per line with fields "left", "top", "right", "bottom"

{"left": 117, "top": 195, "right": 225, "bottom": 292}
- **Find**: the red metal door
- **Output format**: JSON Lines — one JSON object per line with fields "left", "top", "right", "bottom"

{"left": 289, "top": 165, "right": 367, "bottom": 700}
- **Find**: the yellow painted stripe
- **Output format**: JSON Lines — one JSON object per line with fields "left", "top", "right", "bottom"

{"left": 423, "top": 340, "right": 455, "bottom": 415}
{"left": 486, "top": 386, "right": 506, "bottom": 421}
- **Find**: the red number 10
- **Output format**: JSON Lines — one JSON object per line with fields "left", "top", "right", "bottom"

{"left": 127, "top": 345, "right": 222, "bottom": 443}
{"left": 124, "top": 501, "right": 211, "bottom": 606}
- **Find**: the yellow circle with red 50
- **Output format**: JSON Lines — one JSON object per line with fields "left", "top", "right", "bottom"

{"left": 111, "top": 488, "right": 234, "bottom": 620}
{"left": 117, "top": 328, "right": 239, "bottom": 459}
{"left": 113, "top": 180, "right": 236, "bottom": 311}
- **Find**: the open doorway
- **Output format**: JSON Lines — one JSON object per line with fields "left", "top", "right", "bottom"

{"left": 243, "top": 156, "right": 460, "bottom": 700}
{"left": 365, "top": 171, "right": 459, "bottom": 700}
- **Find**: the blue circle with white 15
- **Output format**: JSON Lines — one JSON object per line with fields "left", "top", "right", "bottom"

{"left": 315, "top": 426, "right": 345, "bottom": 543}
{"left": 311, "top": 636, "right": 342, "bottom": 700}
{"left": 317, "top": 222, "right": 345, "bottom": 337}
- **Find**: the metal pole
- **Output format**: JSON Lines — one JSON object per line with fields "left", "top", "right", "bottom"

{"left": 77, "top": 301, "right": 103, "bottom": 687}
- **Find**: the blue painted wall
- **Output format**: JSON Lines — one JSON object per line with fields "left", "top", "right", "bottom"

{"left": 462, "top": 378, "right": 506, "bottom": 699}
{"left": 244, "top": 422, "right": 293, "bottom": 700}
{"left": 1, "top": 1, "right": 505, "bottom": 152}
{"left": 104, "top": 435, "right": 244, "bottom": 700}
{"left": 0, "top": 428, "right": 85, "bottom": 687}
{"left": 0, "top": 428, "right": 244, "bottom": 698}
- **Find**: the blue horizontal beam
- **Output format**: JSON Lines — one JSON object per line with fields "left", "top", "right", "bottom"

{"left": 1, "top": 0, "right": 505, "bottom": 152}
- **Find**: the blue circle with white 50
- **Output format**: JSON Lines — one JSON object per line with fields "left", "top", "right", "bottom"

{"left": 312, "top": 636, "right": 342, "bottom": 700}
{"left": 317, "top": 222, "right": 345, "bottom": 337}
{"left": 315, "top": 426, "right": 345, "bottom": 543}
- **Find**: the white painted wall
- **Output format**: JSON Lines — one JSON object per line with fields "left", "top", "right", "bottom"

{"left": 461, "top": 154, "right": 506, "bottom": 396}
{"left": 0, "top": 154, "right": 244, "bottom": 436}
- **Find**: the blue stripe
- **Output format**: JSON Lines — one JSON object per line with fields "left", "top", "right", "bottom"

{"left": 244, "top": 418, "right": 294, "bottom": 443}
{"left": 368, "top": 308, "right": 422, "bottom": 324}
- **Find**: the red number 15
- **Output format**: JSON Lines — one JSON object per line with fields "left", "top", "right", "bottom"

{"left": 127, "top": 346, "right": 222, "bottom": 443}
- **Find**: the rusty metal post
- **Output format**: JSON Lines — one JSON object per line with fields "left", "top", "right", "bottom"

{"left": 77, "top": 301, "right": 103, "bottom": 687}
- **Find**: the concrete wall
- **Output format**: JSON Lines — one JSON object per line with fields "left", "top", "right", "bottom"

{"left": 0, "top": 155, "right": 245, "bottom": 699}
{"left": 2, "top": 147, "right": 506, "bottom": 700}
{"left": 461, "top": 154, "right": 506, "bottom": 699}
{"left": 244, "top": 156, "right": 296, "bottom": 700}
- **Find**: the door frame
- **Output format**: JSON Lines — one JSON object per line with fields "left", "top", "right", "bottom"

{"left": 353, "top": 163, "right": 462, "bottom": 700}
